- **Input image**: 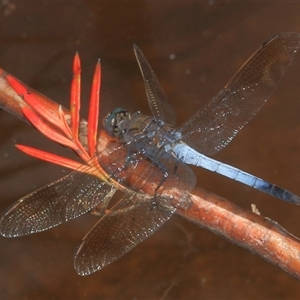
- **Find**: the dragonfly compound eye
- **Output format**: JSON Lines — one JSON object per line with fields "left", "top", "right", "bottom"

{"left": 103, "top": 107, "right": 129, "bottom": 137}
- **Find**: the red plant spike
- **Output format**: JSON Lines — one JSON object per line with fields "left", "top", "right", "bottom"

{"left": 70, "top": 53, "right": 82, "bottom": 145}
{"left": 15, "top": 144, "right": 84, "bottom": 171}
{"left": 6, "top": 75, "right": 71, "bottom": 138}
{"left": 88, "top": 59, "right": 101, "bottom": 158}
{"left": 8, "top": 54, "right": 108, "bottom": 182}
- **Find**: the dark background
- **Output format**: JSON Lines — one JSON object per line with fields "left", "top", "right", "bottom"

{"left": 1, "top": 1, "right": 300, "bottom": 299}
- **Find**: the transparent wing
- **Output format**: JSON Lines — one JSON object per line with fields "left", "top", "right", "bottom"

{"left": 0, "top": 140, "right": 139, "bottom": 238}
{"left": 0, "top": 164, "right": 116, "bottom": 237}
{"left": 74, "top": 147, "right": 195, "bottom": 275}
{"left": 74, "top": 192, "right": 175, "bottom": 275}
{"left": 179, "top": 32, "right": 300, "bottom": 155}
{"left": 134, "top": 44, "right": 176, "bottom": 126}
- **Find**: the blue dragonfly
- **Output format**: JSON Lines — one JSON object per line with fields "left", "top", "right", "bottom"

{"left": 1, "top": 32, "right": 300, "bottom": 276}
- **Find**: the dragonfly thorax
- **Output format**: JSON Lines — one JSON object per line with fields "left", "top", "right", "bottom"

{"left": 120, "top": 113, "right": 182, "bottom": 157}
{"left": 104, "top": 107, "right": 182, "bottom": 157}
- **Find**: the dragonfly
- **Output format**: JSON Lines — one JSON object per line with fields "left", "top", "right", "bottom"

{"left": 1, "top": 32, "right": 300, "bottom": 276}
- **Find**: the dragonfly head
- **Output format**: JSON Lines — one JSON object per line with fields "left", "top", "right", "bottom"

{"left": 103, "top": 108, "right": 130, "bottom": 138}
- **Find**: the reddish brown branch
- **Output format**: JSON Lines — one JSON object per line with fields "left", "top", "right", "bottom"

{"left": 0, "top": 69, "right": 29, "bottom": 122}
{"left": 1, "top": 68, "right": 300, "bottom": 280}
{"left": 178, "top": 188, "right": 300, "bottom": 279}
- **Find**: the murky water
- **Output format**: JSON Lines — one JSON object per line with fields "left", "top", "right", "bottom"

{"left": 1, "top": 2, "right": 300, "bottom": 299}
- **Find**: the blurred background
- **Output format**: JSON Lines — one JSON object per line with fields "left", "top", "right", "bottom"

{"left": 1, "top": 1, "right": 300, "bottom": 299}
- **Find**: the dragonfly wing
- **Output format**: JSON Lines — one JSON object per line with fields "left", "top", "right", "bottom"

{"left": 75, "top": 139, "right": 195, "bottom": 275}
{"left": 0, "top": 164, "right": 116, "bottom": 237}
{"left": 179, "top": 32, "right": 300, "bottom": 155}
{"left": 74, "top": 191, "right": 175, "bottom": 275}
{"left": 134, "top": 44, "right": 176, "bottom": 126}
{"left": 0, "top": 140, "right": 136, "bottom": 238}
